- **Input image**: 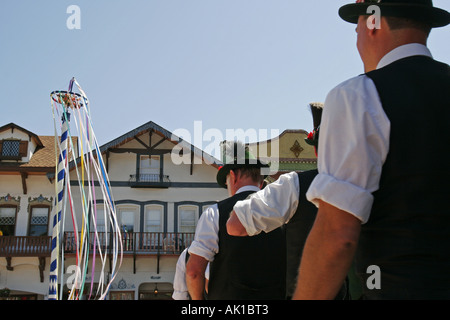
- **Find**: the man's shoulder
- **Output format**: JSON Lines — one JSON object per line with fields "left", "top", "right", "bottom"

{"left": 332, "top": 74, "right": 369, "bottom": 92}
{"left": 325, "top": 73, "right": 377, "bottom": 105}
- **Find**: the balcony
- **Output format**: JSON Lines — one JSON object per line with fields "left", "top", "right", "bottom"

{"left": 0, "top": 232, "right": 193, "bottom": 258}
{"left": 63, "top": 231, "right": 194, "bottom": 255}
{"left": 63, "top": 231, "right": 194, "bottom": 274}
{"left": 129, "top": 174, "right": 171, "bottom": 188}
{"left": 0, "top": 236, "right": 51, "bottom": 258}
{"left": 0, "top": 236, "right": 51, "bottom": 281}
{"left": 0, "top": 232, "right": 195, "bottom": 278}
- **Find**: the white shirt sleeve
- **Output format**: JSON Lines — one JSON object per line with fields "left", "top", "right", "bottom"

{"left": 233, "top": 172, "right": 300, "bottom": 236}
{"left": 188, "top": 204, "right": 219, "bottom": 262}
{"left": 205, "top": 263, "right": 210, "bottom": 280}
{"left": 306, "top": 75, "right": 390, "bottom": 224}
{"left": 172, "top": 249, "right": 190, "bottom": 300}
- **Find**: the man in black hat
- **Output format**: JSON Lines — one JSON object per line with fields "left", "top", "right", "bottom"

{"left": 186, "top": 141, "right": 286, "bottom": 299}
{"left": 295, "top": 1, "right": 450, "bottom": 299}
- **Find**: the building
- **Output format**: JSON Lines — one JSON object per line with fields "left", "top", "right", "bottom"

{"left": 0, "top": 121, "right": 228, "bottom": 300}
{"left": 0, "top": 110, "right": 320, "bottom": 300}
{"left": 247, "top": 129, "right": 318, "bottom": 182}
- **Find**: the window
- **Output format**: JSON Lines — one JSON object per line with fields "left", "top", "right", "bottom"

{"left": 120, "top": 209, "right": 135, "bottom": 233}
{"left": 91, "top": 205, "right": 106, "bottom": 232}
{"left": 29, "top": 206, "right": 49, "bottom": 236}
{"left": 2, "top": 140, "right": 20, "bottom": 157}
{"left": 145, "top": 205, "right": 163, "bottom": 232}
{"left": 0, "top": 140, "right": 27, "bottom": 160}
{"left": 0, "top": 206, "right": 17, "bottom": 236}
{"left": 139, "top": 155, "right": 161, "bottom": 182}
{"left": 118, "top": 206, "right": 137, "bottom": 251}
{"left": 88, "top": 205, "right": 108, "bottom": 250}
{"left": 178, "top": 206, "right": 198, "bottom": 233}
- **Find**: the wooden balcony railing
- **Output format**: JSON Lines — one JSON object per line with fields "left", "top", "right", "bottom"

{"left": 63, "top": 232, "right": 195, "bottom": 255}
{"left": 0, "top": 236, "right": 52, "bottom": 257}
{"left": 129, "top": 174, "right": 171, "bottom": 188}
{"left": 0, "top": 232, "right": 195, "bottom": 258}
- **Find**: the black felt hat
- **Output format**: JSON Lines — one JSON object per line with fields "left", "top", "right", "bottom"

{"left": 339, "top": 0, "right": 450, "bottom": 28}
{"left": 216, "top": 141, "right": 269, "bottom": 189}
{"left": 304, "top": 102, "right": 323, "bottom": 147}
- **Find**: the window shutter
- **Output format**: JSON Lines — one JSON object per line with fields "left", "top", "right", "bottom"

{"left": 0, "top": 141, "right": 3, "bottom": 155}
{"left": 19, "top": 141, "right": 28, "bottom": 157}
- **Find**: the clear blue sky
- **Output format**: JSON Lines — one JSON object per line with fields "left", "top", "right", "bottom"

{"left": 1, "top": 0, "right": 449, "bottom": 157}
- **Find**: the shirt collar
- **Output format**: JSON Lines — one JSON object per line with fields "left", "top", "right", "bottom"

{"left": 236, "top": 185, "right": 261, "bottom": 194}
{"left": 377, "top": 43, "right": 432, "bottom": 70}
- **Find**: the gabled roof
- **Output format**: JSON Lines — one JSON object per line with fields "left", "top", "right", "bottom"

{"left": 0, "top": 123, "right": 77, "bottom": 171}
{"left": 46, "top": 121, "right": 222, "bottom": 180}
{"left": 0, "top": 123, "right": 43, "bottom": 147}
{"left": 99, "top": 121, "right": 221, "bottom": 167}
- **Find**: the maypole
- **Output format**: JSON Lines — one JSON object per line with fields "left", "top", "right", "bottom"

{"left": 48, "top": 104, "right": 70, "bottom": 300}
{"left": 49, "top": 78, "right": 122, "bottom": 300}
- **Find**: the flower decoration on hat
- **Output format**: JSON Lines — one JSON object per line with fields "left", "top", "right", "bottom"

{"left": 305, "top": 126, "right": 320, "bottom": 147}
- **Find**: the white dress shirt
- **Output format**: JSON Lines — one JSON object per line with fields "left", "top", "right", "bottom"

{"left": 172, "top": 248, "right": 210, "bottom": 300}
{"left": 232, "top": 44, "right": 433, "bottom": 233}
{"left": 188, "top": 185, "right": 261, "bottom": 261}
{"left": 306, "top": 43, "right": 433, "bottom": 224}
{"left": 172, "top": 248, "right": 191, "bottom": 300}
{"left": 233, "top": 171, "right": 300, "bottom": 236}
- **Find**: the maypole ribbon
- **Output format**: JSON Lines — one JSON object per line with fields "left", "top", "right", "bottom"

{"left": 49, "top": 78, "right": 122, "bottom": 300}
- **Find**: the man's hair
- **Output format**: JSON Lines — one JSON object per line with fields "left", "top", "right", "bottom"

{"left": 233, "top": 167, "right": 265, "bottom": 185}
{"left": 385, "top": 16, "right": 432, "bottom": 36}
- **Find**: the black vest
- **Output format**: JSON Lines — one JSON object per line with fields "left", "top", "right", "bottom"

{"left": 207, "top": 190, "right": 286, "bottom": 300}
{"left": 286, "top": 170, "right": 349, "bottom": 299}
{"left": 285, "top": 170, "right": 318, "bottom": 298}
{"left": 359, "top": 56, "right": 450, "bottom": 299}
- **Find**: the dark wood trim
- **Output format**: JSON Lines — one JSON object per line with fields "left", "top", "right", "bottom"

{"left": 6, "top": 257, "right": 13, "bottom": 271}
{"left": 190, "top": 146, "right": 194, "bottom": 175}
{"left": 106, "top": 150, "right": 110, "bottom": 172}
{"left": 20, "top": 172, "right": 28, "bottom": 194}
{"left": 150, "top": 136, "right": 166, "bottom": 151}
{"left": 134, "top": 136, "right": 149, "bottom": 149}
{"left": 69, "top": 180, "right": 221, "bottom": 188}
{"left": 108, "top": 148, "right": 173, "bottom": 155}
{"left": 0, "top": 167, "right": 54, "bottom": 173}
{"left": 39, "top": 257, "right": 46, "bottom": 282}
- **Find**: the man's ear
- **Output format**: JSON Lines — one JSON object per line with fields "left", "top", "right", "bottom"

{"left": 229, "top": 169, "right": 236, "bottom": 184}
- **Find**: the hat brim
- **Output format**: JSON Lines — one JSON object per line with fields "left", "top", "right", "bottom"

{"left": 216, "top": 162, "right": 269, "bottom": 189}
{"left": 339, "top": 3, "right": 450, "bottom": 28}
{"left": 304, "top": 138, "right": 316, "bottom": 146}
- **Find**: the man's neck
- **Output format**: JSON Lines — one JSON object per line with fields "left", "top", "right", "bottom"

{"left": 231, "top": 181, "right": 260, "bottom": 196}
{"left": 364, "top": 20, "right": 428, "bottom": 72}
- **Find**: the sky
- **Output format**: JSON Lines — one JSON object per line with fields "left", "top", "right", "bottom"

{"left": 1, "top": 0, "right": 449, "bottom": 158}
